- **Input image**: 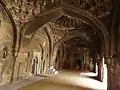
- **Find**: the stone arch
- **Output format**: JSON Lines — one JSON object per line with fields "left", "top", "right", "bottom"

{"left": 54, "top": 34, "right": 93, "bottom": 50}
{"left": 32, "top": 41, "right": 44, "bottom": 60}
{"left": 34, "top": 43, "right": 44, "bottom": 53}
{"left": 44, "top": 28, "right": 52, "bottom": 61}
{"left": 21, "top": 5, "right": 109, "bottom": 55}
{"left": 51, "top": 34, "right": 94, "bottom": 67}
{"left": 32, "top": 43, "right": 44, "bottom": 74}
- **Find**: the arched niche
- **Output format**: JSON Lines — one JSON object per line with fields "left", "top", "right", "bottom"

{"left": 32, "top": 44, "right": 42, "bottom": 74}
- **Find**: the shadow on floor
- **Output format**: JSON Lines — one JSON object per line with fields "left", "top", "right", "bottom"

{"left": 19, "top": 78, "right": 92, "bottom": 90}
{"left": 19, "top": 70, "right": 107, "bottom": 90}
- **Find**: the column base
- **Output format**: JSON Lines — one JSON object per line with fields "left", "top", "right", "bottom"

{"left": 107, "top": 65, "right": 120, "bottom": 90}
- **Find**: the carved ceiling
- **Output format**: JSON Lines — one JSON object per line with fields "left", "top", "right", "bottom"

{"left": 3, "top": 0, "right": 113, "bottom": 30}
{"left": 62, "top": 37, "right": 94, "bottom": 50}
{"left": 3, "top": 0, "right": 61, "bottom": 30}
{"left": 29, "top": 13, "right": 101, "bottom": 51}
{"left": 62, "top": 0, "right": 113, "bottom": 19}
{"left": 1, "top": 0, "right": 113, "bottom": 52}
{"left": 51, "top": 15, "right": 87, "bottom": 29}
{"left": 58, "top": 37, "right": 91, "bottom": 54}
{"left": 42, "top": 15, "right": 98, "bottom": 46}
{"left": 67, "top": 47, "right": 90, "bottom": 54}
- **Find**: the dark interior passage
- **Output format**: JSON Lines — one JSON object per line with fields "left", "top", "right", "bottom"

{"left": 0, "top": 0, "right": 120, "bottom": 90}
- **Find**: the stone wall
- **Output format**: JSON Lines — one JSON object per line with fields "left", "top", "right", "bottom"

{"left": 13, "top": 51, "right": 32, "bottom": 81}
{"left": 0, "top": 5, "right": 14, "bottom": 85}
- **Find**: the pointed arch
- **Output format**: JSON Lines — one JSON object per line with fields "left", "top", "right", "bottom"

{"left": 51, "top": 34, "right": 95, "bottom": 66}
{"left": 54, "top": 34, "right": 94, "bottom": 51}
{"left": 21, "top": 5, "right": 109, "bottom": 55}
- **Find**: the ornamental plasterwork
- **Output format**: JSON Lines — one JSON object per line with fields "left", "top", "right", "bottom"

{"left": 62, "top": 0, "right": 113, "bottom": 19}
{"left": 3, "top": 0, "right": 61, "bottom": 30}
{"left": 3, "top": 0, "right": 113, "bottom": 31}
{"left": 47, "top": 15, "right": 94, "bottom": 43}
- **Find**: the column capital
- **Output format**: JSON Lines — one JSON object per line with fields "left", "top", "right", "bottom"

{"left": 104, "top": 55, "right": 112, "bottom": 65}
{"left": 105, "top": 54, "right": 120, "bottom": 68}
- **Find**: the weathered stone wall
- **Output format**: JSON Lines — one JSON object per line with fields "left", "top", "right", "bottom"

{"left": 0, "top": 5, "right": 14, "bottom": 85}
{"left": 13, "top": 51, "right": 32, "bottom": 81}
{"left": 0, "top": 0, "right": 114, "bottom": 88}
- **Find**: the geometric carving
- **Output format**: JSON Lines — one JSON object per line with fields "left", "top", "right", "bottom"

{"left": 5, "top": 0, "right": 113, "bottom": 31}
{"left": 62, "top": 0, "right": 113, "bottom": 19}
{"left": 47, "top": 15, "right": 95, "bottom": 43}
{"left": 6, "top": 0, "right": 61, "bottom": 30}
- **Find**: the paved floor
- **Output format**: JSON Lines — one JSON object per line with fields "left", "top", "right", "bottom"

{"left": 0, "top": 76, "right": 46, "bottom": 90}
{"left": 19, "top": 70, "right": 107, "bottom": 90}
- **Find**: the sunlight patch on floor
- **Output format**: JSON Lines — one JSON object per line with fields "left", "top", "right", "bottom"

{"left": 19, "top": 69, "right": 107, "bottom": 90}
{"left": 80, "top": 72, "right": 97, "bottom": 77}
{"left": 57, "top": 72, "right": 107, "bottom": 90}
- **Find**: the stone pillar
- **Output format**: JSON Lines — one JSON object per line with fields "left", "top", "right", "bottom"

{"left": 106, "top": 55, "right": 120, "bottom": 90}
{"left": 0, "top": 49, "right": 16, "bottom": 85}
{"left": 56, "top": 53, "right": 60, "bottom": 70}
{"left": 50, "top": 48, "right": 58, "bottom": 68}
{"left": 107, "top": 65, "right": 115, "bottom": 90}
{"left": 59, "top": 49, "right": 63, "bottom": 70}
{"left": 62, "top": 47, "right": 67, "bottom": 69}
{"left": 13, "top": 50, "right": 29, "bottom": 81}
{"left": 81, "top": 52, "right": 85, "bottom": 71}
{"left": 26, "top": 50, "right": 33, "bottom": 77}
{"left": 97, "top": 55, "right": 103, "bottom": 81}
{"left": 92, "top": 59, "right": 96, "bottom": 73}
{"left": 92, "top": 55, "right": 96, "bottom": 73}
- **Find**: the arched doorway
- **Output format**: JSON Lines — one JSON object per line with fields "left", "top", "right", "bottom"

{"left": 31, "top": 44, "right": 43, "bottom": 75}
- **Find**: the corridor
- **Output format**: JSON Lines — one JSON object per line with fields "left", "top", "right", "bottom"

{"left": 19, "top": 70, "right": 107, "bottom": 90}
{"left": 0, "top": 0, "right": 120, "bottom": 90}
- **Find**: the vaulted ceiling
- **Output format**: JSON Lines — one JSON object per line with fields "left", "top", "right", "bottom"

{"left": 1, "top": 0, "right": 114, "bottom": 53}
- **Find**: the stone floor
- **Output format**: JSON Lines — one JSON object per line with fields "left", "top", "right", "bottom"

{"left": 0, "top": 76, "right": 46, "bottom": 90}
{"left": 18, "top": 70, "right": 107, "bottom": 90}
